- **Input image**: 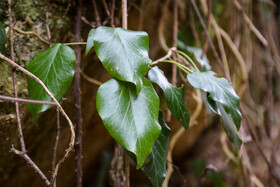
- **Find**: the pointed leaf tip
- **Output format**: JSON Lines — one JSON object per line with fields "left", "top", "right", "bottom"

{"left": 27, "top": 43, "right": 75, "bottom": 118}
{"left": 148, "top": 66, "right": 190, "bottom": 130}
{"left": 96, "top": 78, "right": 161, "bottom": 168}
{"left": 93, "top": 26, "right": 152, "bottom": 94}
{"left": 85, "top": 28, "right": 96, "bottom": 55}
{"left": 187, "top": 71, "right": 241, "bottom": 130}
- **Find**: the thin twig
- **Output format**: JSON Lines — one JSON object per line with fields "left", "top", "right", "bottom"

{"left": 151, "top": 47, "right": 176, "bottom": 66}
{"left": 122, "top": 1, "right": 130, "bottom": 186}
{"left": 74, "top": 0, "right": 83, "bottom": 186}
{"left": 13, "top": 27, "right": 49, "bottom": 45}
{"left": 110, "top": 0, "right": 115, "bottom": 27}
{"left": 0, "top": 53, "right": 75, "bottom": 185}
{"left": 81, "top": 16, "right": 95, "bottom": 28}
{"left": 45, "top": 0, "right": 52, "bottom": 46}
{"left": 122, "top": 0, "right": 128, "bottom": 29}
{"left": 51, "top": 107, "right": 61, "bottom": 187}
{"left": 167, "top": 0, "right": 179, "bottom": 122}
{"left": 10, "top": 147, "right": 51, "bottom": 185}
{"left": 102, "top": 0, "right": 110, "bottom": 16}
{"left": 219, "top": 27, "right": 248, "bottom": 98}
{"left": 231, "top": 0, "right": 268, "bottom": 46}
{"left": 92, "top": 0, "right": 101, "bottom": 27}
{"left": 8, "top": 0, "right": 26, "bottom": 153}
{"left": 80, "top": 70, "right": 102, "bottom": 86}
{"left": 0, "top": 95, "right": 56, "bottom": 105}
{"left": 240, "top": 106, "right": 280, "bottom": 185}
{"left": 158, "top": 0, "right": 171, "bottom": 52}
{"left": 164, "top": 89, "right": 203, "bottom": 187}
{"left": 190, "top": 0, "right": 226, "bottom": 78}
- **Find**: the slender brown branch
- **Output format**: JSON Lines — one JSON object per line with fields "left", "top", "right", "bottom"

{"left": 80, "top": 70, "right": 102, "bottom": 86}
{"left": 164, "top": 89, "right": 202, "bottom": 187}
{"left": 46, "top": 0, "right": 52, "bottom": 46}
{"left": 92, "top": 0, "right": 101, "bottom": 27}
{"left": 51, "top": 107, "right": 61, "bottom": 187}
{"left": 81, "top": 16, "right": 95, "bottom": 28}
{"left": 122, "top": 0, "right": 128, "bottom": 29}
{"left": 122, "top": 1, "right": 130, "bottom": 186}
{"left": 167, "top": 0, "right": 179, "bottom": 122}
{"left": 110, "top": 0, "right": 115, "bottom": 27}
{"left": 0, "top": 53, "right": 75, "bottom": 185}
{"left": 74, "top": 0, "right": 83, "bottom": 186}
{"left": 124, "top": 152, "right": 130, "bottom": 187}
{"left": 0, "top": 95, "right": 57, "bottom": 105}
{"left": 240, "top": 106, "right": 280, "bottom": 185}
{"left": 190, "top": 0, "right": 226, "bottom": 78}
{"left": 10, "top": 147, "right": 51, "bottom": 186}
{"left": 158, "top": 0, "right": 171, "bottom": 52}
{"left": 13, "top": 27, "right": 49, "bottom": 45}
{"left": 231, "top": 0, "right": 268, "bottom": 47}
{"left": 102, "top": 0, "right": 110, "bottom": 16}
{"left": 8, "top": 0, "right": 27, "bottom": 154}
{"left": 151, "top": 47, "right": 176, "bottom": 66}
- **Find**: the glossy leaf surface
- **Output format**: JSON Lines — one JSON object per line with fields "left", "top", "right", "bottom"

{"left": 148, "top": 66, "right": 189, "bottom": 130}
{"left": 142, "top": 111, "right": 171, "bottom": 187}
{"left": 27, "top": 43, "right": 75, "bottom": 118}
{"left": 187, "top": 71, "right": 241, "bottom": 130}
{"left": 94, "top": 26, "right": 152, "bottom": 94}
{"left": 85, "top": 28, "right": 95, "bottom": 55}
{"left": 217, "top": 103, "right": 242, "bottom": 150}
{"left": 96, "top": 78, "right": 161, "bottom": 168}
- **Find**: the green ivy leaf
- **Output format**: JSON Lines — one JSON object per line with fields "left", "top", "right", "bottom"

{"left": 217, "top": 102, "right": 242, "bottom": 150}
{"left": 96, "top": 78, "right": 161, "bottom": 169}
{"left": 142, "top": 111, "right": 171, "bottom": 187}
{"left": 148, "top": 66, "right": 190, "bottom": 130}
{"left": 94, "top": 26, "right": 152, "bottom": 94}
{"left": 187, "top": 71, "right": 241, "bottom": 130}
{"left": 0, "top": 21, "right": 7, "bottom": 55}
{"left": 85, "top": 28, "right": 95, "bottom": 56}
{"left": 26, "top": 43, "right": 75, "bottom": 118}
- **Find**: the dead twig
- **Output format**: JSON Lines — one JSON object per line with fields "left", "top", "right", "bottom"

{"left": 45, "top": 0, "right": 52, "bottom": 46}
{"left": 0, "top": 53, "right": 75, "bottom": 186}
{"left": 80, "top": 70, "right": 102, "bottom": 86}
{"left": 231, "top": 0, "right": 268, "bottom": 47}
{"left": 74, "top": 0, "right": 83, "bottom": 186}
{"left": 13, "top": 27, "right": 49, "bottom": 45}
{"left": 0, "top": 95, "right": 56, "bottom": 105}
{"left": 164, "top": 89, "right": 203, "bottom": 187}
{"left": 51, "top": 107, "right": 61, "bottom": 187}
{"left": 190, "top": 0, "right": 226, "bottom": 78}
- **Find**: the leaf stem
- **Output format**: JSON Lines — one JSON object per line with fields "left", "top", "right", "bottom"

{"left": 177, "top": 50, "right": 199, "bottom": 71}
{"left": 63, "top": 42, "right": 87, "bottom": 46}
{"left": 160, "top": 60, "right": 193, "bottom": 74}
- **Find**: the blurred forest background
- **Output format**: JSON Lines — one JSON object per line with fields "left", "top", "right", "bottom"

{"left": 1, "top": 0, "right": 280, "bottom": 186}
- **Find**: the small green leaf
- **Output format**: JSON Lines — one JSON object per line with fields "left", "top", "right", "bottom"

{"left": 187, "top": 71, "right": 241, "bottom": 130}
{"left": 217, "top": 102, "right": 242, "bottom": 150}
{"left": 85, "top": 28, "right": 95, "bottom": 56}
{"left": 94, "top": 26, "right": 152, "bottom": 94}
{"left": 96, "top": 78, "right": 161, "bottom": 169}
{"left": 27, "top": 43, "right": 75, "bottom": 118}
{"left": 148, "top": 66, "right": 190, "bottom": 130}
{"left": 0, "top": 21, "right": 7, "bottom": 55}
{"left": 142, "top": 111, "right": 171, "bottom": 187}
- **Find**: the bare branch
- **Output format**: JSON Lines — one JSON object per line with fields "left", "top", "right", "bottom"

{"left": 0, "top": 53, "right": 75, "bottom": 185}
{"left": 0, "top": 95, "right": 57, "bottom": 105}
{"left": 13, "top": 27, "right": 49, "bottom": 45}
{"left": 10, "top": 147, "right": 51, "bottom": 186}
